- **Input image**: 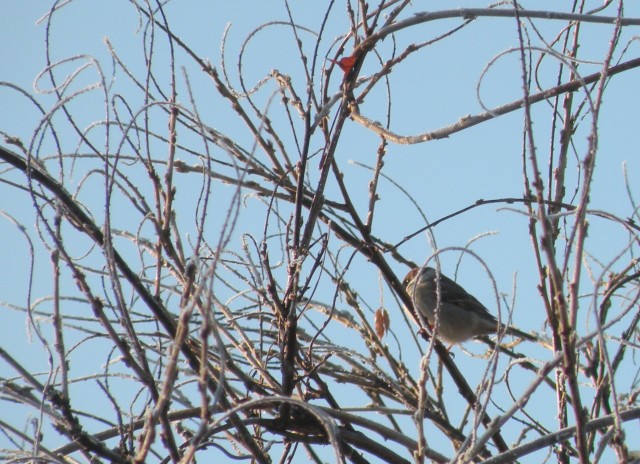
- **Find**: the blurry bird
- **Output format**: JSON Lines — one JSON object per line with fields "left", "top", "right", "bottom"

{"left": 403, "top": 266, "right": 535, "bottom": 344}
{"left": 329, "top": 53, "right": 357, "bottom": 73}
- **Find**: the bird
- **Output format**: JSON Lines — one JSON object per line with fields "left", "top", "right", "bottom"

{"left": 402, "top": 266, "right": 535, "bottom": 344}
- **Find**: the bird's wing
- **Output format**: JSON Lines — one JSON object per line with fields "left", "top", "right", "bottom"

{"left": 437, "top": 273, "right": 497, "bottom": 322}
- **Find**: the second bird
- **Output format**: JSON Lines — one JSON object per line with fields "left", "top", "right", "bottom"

{"left": 403, "top": 266, "right": 535, "bottom": 344}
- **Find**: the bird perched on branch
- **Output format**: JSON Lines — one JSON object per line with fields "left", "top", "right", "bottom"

{"left": 403, "top": 266, "right": 535, "bottom": 344}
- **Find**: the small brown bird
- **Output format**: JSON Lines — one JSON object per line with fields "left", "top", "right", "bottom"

{"left": 403, "top": 267, "right": 535, "bottom": 344}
